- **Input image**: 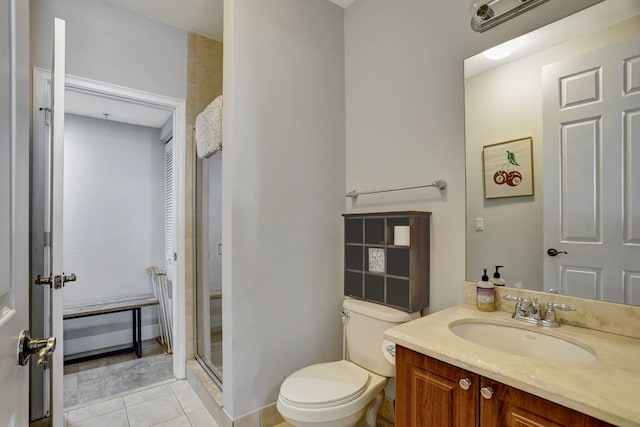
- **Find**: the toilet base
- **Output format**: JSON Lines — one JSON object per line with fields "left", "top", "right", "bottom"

{"left": 362, "top": 391, "right": 384, "bottom": 427}
{"left": 278, "top": 390, "right": 386, "bottom": 427}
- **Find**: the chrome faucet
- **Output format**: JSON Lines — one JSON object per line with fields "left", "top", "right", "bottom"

{"left": 529, "top": 298, "right": 542, "bottom": 321}
{"left": 503, "top": 295, "right": 573, "bottom": 327}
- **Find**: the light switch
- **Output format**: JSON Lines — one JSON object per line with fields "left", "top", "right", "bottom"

{"left": 475, "top": 218, "right": 484, "bottom": 231}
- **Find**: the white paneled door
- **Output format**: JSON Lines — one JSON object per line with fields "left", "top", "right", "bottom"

{"left": 543, "top": 36, "right": 640, "bottom": 304}
{"left": 0, "top": 0, "right": 30, "bottom": 425}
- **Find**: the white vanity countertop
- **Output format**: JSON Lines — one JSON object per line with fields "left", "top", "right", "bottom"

{"left": 384, "top": 304, "right": 640, "bottom": 427}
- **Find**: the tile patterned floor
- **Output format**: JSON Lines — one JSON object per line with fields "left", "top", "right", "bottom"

{"left": 64, "top": 340, "right": 173, "bottom": 407}
{"left": 64, "top": 381, "right": 219, "bottom": 427}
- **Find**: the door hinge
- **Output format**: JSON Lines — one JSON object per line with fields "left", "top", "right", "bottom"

{"left": 44, "top": 231, "right": 50, "bottom": 247}
{"left": 39, "top": 107, "right": 51, "bottom": 126}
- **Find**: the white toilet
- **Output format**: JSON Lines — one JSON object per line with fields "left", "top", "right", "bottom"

{"left": 277, "top": 298, "right": 420, "bottom": 427}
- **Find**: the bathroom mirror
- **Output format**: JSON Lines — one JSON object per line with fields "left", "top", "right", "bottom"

{"left": 465, "top": 0, "right": 640, "bottom": 304}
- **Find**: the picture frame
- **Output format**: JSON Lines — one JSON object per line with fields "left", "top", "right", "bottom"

{"left": 483, "top": 137, "right": 534, "bottom": 199}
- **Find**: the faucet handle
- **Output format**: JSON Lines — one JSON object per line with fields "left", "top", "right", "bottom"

{"left": 542, "top": 301, "right": 576, "bottom": 327}
{"left": 547, "top": 302, "right": 575, "bottom": 312}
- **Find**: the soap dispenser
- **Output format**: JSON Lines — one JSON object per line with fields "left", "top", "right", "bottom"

{"left": 476, "top": 268, "right": 495, "bottom": 312}
{"left": 491, "top": 265, "right": 506, "bottom": 287}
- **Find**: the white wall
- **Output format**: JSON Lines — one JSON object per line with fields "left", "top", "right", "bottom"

{"left": 223, "top": 0, "right": 346, "bottom": 418}
{"left": 465, "top": 15, "right": 640, "bottom": 290}
{"left": 344, "top": 0, "right": 602, "bottom": 314}
{"left": 30, "top": 0, "right": 187, "bottom": 99}
{"left": 63, "top": 114, "right": 165, "bottom": 354}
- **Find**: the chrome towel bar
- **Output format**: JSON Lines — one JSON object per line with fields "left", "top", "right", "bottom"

{"left": 346, "top": 179, "right": 446, "bottom": 198}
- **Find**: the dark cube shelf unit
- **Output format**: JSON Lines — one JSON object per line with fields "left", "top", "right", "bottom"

{"left": 343, "top": 211, "right": 431, "bottom": 313}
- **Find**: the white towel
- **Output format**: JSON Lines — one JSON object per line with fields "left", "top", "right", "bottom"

{"left": 195, "top": 95, "right": 223, "bottom": 159}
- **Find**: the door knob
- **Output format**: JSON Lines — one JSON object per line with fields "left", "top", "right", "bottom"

{"left": 18, "top": 330, "right": 56, "bottom": 368}
{"left": 547, "top": 248, "right": 568, "bottom": 257}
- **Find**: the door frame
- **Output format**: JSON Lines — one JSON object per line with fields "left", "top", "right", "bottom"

{"left": 31, "top": 67, "right": 187, "bottom": 413}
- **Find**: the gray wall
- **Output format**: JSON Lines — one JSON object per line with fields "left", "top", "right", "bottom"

{"left": 63, "top": 114, "right": 164, "bottom": 354}
{"left": 31, "top": 0, "right": 187, "bottom": 99}
{"left": 344, "top": 0, "right": 602, "bottom": 313}
{"left": 222, "top": 0, "right": 346, "bottom": 418}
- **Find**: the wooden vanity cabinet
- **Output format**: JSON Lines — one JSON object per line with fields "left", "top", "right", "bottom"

{"left": 396, "top": 346, "right": 479, "bottom": 426}
{"left": 479, "top": 376, "right": 613, "bottom": 426}
{"left": 396, "top": 346, "right": 614, "bottom": 427}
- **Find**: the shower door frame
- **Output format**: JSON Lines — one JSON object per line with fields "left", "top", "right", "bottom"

{"left": 194, "top": 153, "right": 224, "bottom": 385}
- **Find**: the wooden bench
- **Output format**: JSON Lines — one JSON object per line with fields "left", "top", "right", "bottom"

{"left": 63, "top": 294, "right": 159, "bottom": 365}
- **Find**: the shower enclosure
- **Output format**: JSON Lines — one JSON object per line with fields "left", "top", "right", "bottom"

{"left": 195, "top": 152, "right": 223, "bottom": 383}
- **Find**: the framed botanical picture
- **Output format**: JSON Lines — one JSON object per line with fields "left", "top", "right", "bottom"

{"left": 483, "top": 137, "right": 534, "bottom": 199}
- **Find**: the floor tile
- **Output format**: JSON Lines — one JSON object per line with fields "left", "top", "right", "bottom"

{"left": 67, "top": 408, "right": 129, "bottom": 427}
{"left": 64, "top": 373, "right": 78, "bottom": 408}
{"left": 126, "top": 394, "right": 184, "bottom": 427}
{"left": 186, "top": 408, "right": 219, "bottom": 427}
{"left": 66, "top": 397, "right": 124, "bottom": 424}
{"left": 124, "top": 384, "right": 174, "bottom": 408}
{"left": 75, "top": 354, "right": 173, "bottom": 404}
{"left": 233, "top": 410, "right": 259, "bottom": 427}
{"left": 64, "top": 363, "right": 78, "bottom": 375}
{"left": 151, "top": 415, "right": 193, "bottom": 427}
{"left": 64, "top": 339, "right": 172, "bottom": 408}
{"left": 170, "top": 381, "right": 202, "bottom": 414}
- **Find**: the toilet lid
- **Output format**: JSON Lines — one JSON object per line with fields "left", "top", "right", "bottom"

{"left": 280, "top": 360, "right": 370, "bottom": 406}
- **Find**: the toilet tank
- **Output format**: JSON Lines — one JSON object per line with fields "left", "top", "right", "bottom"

{"left": 343, "top": 298, "right": 420, "bottom": 377}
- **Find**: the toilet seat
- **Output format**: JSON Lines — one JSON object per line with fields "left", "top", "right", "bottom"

{"left": 279, "top": 360, "right": 371, "bottom": 408}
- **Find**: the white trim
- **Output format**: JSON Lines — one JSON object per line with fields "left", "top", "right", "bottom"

{"left": 32, "top": 67, "right": 187, "bottom": 380}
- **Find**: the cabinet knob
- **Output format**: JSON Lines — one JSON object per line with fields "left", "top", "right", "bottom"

{"left": 480, "top": 386, "right": 494, "bottom": 400}
{"left": 458, "top": 378, "right": 472, "bottom": 390}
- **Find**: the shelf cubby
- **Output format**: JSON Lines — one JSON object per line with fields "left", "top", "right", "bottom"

{"left": 343, "top": 211, "right": 431, "bottom": 313}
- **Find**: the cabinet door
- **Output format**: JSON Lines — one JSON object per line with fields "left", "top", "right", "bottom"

{"left": 396, "top": 346, "right": 479, "bottom": 427}
{"left": 479, "top": 377, "right": 613, "bottom": 426}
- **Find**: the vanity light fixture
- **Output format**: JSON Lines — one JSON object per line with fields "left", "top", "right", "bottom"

{"left": 470, "top": 0, "right": 550, "bottom": 33}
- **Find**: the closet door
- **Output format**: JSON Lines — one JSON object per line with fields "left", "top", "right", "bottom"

{"left": 165, "top": 139, "right": 176, "bottom": 307}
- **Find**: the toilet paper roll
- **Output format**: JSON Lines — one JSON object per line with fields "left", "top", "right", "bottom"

{"left": 394, "top": 226, "right": 410, "bottom": 246}
{"left": 382, "top": 339, "right": 396, "bottom": 365}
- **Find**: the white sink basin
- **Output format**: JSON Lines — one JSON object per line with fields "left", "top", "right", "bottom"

{"left": 449, "top": 320, "right": 596, "bottom": 363}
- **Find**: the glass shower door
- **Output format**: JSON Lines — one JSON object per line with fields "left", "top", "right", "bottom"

{"left": 195, "top": 153, "right": 222, "bottom": 382}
